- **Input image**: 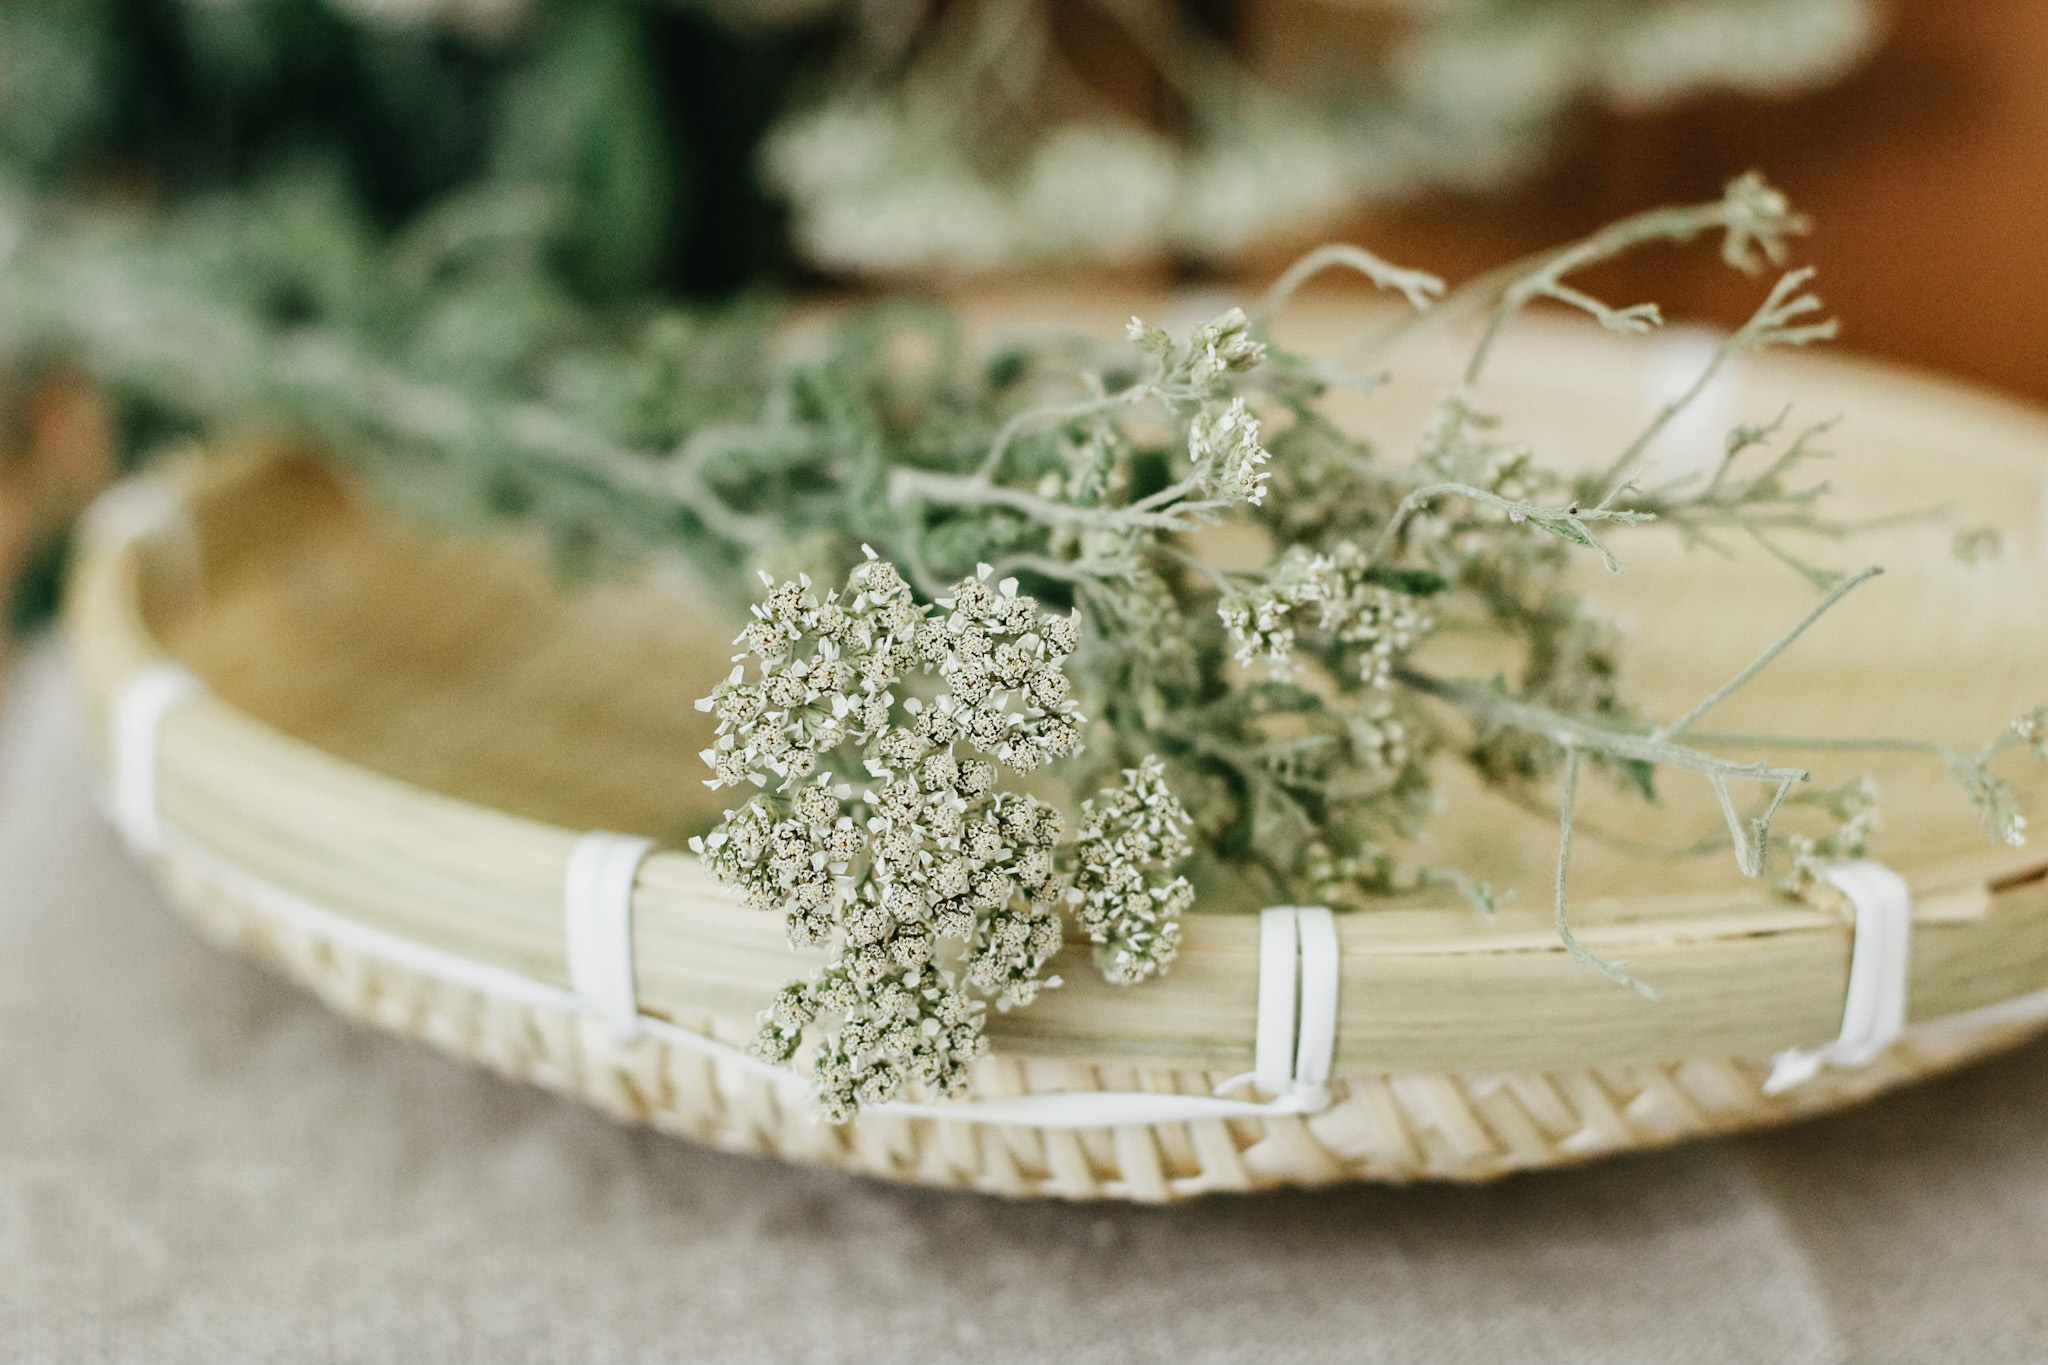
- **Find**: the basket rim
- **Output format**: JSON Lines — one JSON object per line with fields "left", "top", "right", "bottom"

{"left": 63, "top": 444, "right": 2048, "bottom": 1078}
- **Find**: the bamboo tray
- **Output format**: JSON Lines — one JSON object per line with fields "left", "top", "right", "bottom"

{"left": 64, "top": 319, "right": 2048, "bottom": 1200}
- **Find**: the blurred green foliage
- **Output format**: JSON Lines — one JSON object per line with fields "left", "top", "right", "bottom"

{"left": 0, "top": 0, "right": 809, "bottom": 302}
{"left": 0, "top": 0, "right": 824, "bottom": 626}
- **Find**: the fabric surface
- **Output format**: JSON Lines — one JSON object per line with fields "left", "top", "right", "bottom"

{"left": 4, "top": 643, "right": 2047, "bottom": 1365}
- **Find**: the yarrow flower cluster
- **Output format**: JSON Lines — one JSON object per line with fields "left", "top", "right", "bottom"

{"left": 1974, "top": 707, "right": 2048, "bottom": 848}
{"left": 691, "top": 552, "right": 1191, "bottom": 1120}
{"left": 1218, "top": 542, "right": 1435, "bottom": 689}
{"left": 1069, "top": 757, "right": 1194, "bottom": 985}
{"left": 1190, "top": 398, "right": 1271, "bottom": 506}
{"left": 1128, "top": 305, "right": 1266, "bottom": 393}
{"left": 1779, "top": 777, "right": 1881, "bottom": 896}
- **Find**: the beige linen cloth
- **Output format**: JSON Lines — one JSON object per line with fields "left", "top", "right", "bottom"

{"left": 5, "top": 642, "right": 2048, "bottom": 1365}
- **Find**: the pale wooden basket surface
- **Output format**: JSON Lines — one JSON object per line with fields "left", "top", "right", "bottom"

{"left": 64, "top": 311, "right": 2048, "bottom": 1200}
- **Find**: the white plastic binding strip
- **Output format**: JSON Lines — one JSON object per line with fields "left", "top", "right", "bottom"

{"left": 105, "top": 668, "right": 2048, "bottom": 1128}
{"left": 109, "top": 663, "right": 205, "bottom": 854}
{"left": 562, "top": 832, "right": 656, "bottom": 1042}
{"left": 165, "top": 829, "right": 1345, "bottom": 1128}
{"left": 1293, "top": 907, "right": 1340, "bottom": 1109}
{"left": 1764, "top": 860, "right": 1913, "bottom": 1094}
{"left": 1216, "top": 906, "right": 1340, "bottom": 1111}
{"left": 1252, "top": 905, "right": 1301, "bottom": 1095}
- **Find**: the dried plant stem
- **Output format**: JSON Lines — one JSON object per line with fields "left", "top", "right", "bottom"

{"left": 1685, "top": 732, "right": 1989, "bottom": 763}
{"left": 1599, "top": 268, "right": 1839, "bottom": 487}
{"left": 977, "top": 386, "right": 1143, "bottom": 480}
{"left": 1653, "top": 565, "right": 1881, "bottom": 742}
{"left": 1369, "top": 482, "right": 1654, "bottom": 574}
{"left": 1251, "top": 243, "right": 1445, "bottom": 325}
{"left": 1398, "top": 670, "right": 1809, "bottom": 800}
{"left": 1550, "top": 747, "right": 1652, "bottom": 995}
{"left": 1460, "top": 178, "right": 1807, "bottom": 390}
{"left": 888, "top": 465, "right": 1219, "bottom": 533}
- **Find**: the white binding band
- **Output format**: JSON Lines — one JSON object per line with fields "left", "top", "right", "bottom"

{"left": 97, "top": 670, "right": 2048, "bottom": 1126}
{"left": 1294, "top": 907, "right": 1340, "bottom": 1108}
{"left": 1252, "top": 905, "right": 1299, "bottom": 1095}
{"left": 104, "top": 677, "right": 2025, "bottom": 1129}
{"left": 1764, "top": 860, "right": 1913, "bottom": 1094}
{"left": 109, "top": 663, "right": 205, "bottom": 855}
{"left": 1219, "top": 906, "right": 1340, "bottom": 1111}
{"left": 562, "top": 832, "right": 656, "bottom": 1042}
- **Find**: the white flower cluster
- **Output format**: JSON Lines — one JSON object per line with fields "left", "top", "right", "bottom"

{"left": 691, "top": 552, "right": 1095, "bottom": 1121}
{"left": 1974, "top": 779, "right": 2028, "bottom": 850}
{"left": 1127, "top": 306, "right": 1266, "bottom": 393}
{"left": 1344, "top": 699, "right": 1414, "bottom": 778}
{"left": 1939, "top": 708, "right": 2048, "bottom": 854}
{"left": 699, "top": 554, "right": 1082, "bottom": 798}
{"left": 1218, "top": 542, "right": 1434, "bottom": 690}
{"left": 1781, "top": 777, "right": 1881, "bottom": 895}
{"left": 1935, "top": 707, "right": 2048, "bottom": 854}
{"left": 1069, "top": 757, "right": 1194, "bottom": 986}
{"left": 1190, "top": 398, "right": 1271, "bottom": 506}
{"left": 2013, "top": 707, "right": 2048, "bottom": 762}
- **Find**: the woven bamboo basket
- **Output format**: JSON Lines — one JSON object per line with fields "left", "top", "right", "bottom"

{"left": 62, "top": 312, "right": 2048, "bottom": 1201}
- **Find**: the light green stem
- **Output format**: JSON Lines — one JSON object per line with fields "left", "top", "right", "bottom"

{"left": 1397, "top": 670, "right": 1809, "bottom": 791}
{"left": 1598, "top": 268, "right": 1837, "bottom": 487}
{"left": 1464, "top": 199, "right": 1760, "bottom": 389}
{"left": 1653, "top": 565, "right": 1881, "bottom": 742}
{"left": 888, "top": 466, "right": 1220, "bottom": 534}
{"left": 1552, "top": 748, "right": 1653, "bottom": 995}
{"left": 1369, "top": 483, "right": 1652, "bottom": 573}
{"left": 1251, "top": 243, "right": 1444, "bottom": 324}
{"left": 977, "top": 386, "right": 1147, "bottom": 480}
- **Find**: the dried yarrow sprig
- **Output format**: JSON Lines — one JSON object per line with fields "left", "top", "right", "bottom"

{"left": 689, "top": 551, "right": 1190, "bottom": 1119}
{"left": 1218, "top": 542, "right": 1436, "bottom": 688}
{"left": 10, "top": 172, "right": 2048, "bottom": 1028}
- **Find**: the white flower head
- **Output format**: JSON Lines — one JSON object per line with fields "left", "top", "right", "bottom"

{"left": 695, "top": 552, "right": 1135, "bottom": 1119}
{"left": 1126, "top": 316, "right": 1172, "bottom": 355}
{"left": 1186, "top": 307, "right": 1266, "bottom": 387}
{"left": 1191, "top": 398, "right": 1271, "bottom": 506}
{"left": 1217, "top": 541, "right": 1434, "bottom": 690}
{"left": 1068, "top": 756, "right": 1194, "bottom": 985}
{"left": 1130, "top": 308, "right": 1265, "bottom": 391}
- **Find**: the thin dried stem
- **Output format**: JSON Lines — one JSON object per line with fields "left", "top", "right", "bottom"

{"left": 1252, "top": 243, "right": 1445, "bottom": 325}
{"left": 1654, "top": 565, "right": 1881, "bottom": 742}
{"left": 1552, "top": 748, "right": 1653, "bottom": 995}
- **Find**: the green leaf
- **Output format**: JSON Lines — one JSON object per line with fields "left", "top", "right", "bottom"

{"left": 1534, "top": 519, "right": 1597, "bottom": 549}
{"left": 1361, "top": 565, "right": 1449, "bottom": 597}
{"left": 1617, "top": 758, "right": 1658, "bottom": 803}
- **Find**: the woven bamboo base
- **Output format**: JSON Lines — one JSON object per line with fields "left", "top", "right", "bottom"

{"left": 156, "top": 837, "right": 2046, "bottom": 1198}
